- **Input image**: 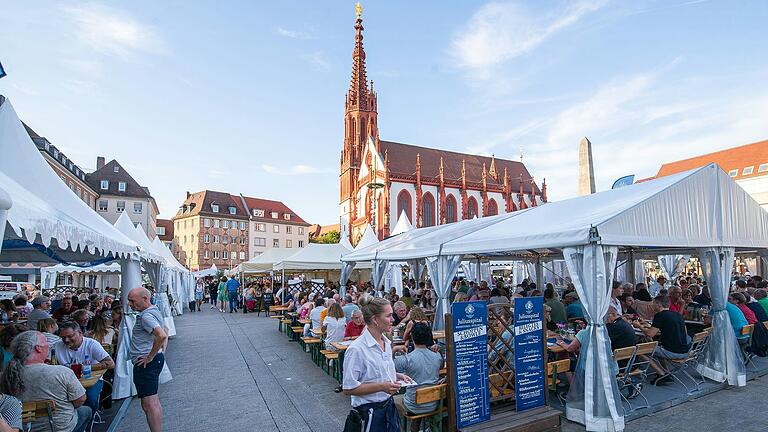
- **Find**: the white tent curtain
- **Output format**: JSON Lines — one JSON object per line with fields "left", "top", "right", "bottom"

{"left": 407, "top": 259, "right": 425, "bottom": 283}
{"left": 526, "top": 261, "right": 537, "bottom": 285}
{"left": 564, "top": 244, "right": 624, "bottom": 432}
{"left": 696, "top": 247, "right": 745, "bottom": 386}
{"left": 480, "top": 261, "right": 492, "bottom": 284}
{"left": 743, "top": 257, "right": 757, "bottom": 275}
{"left": 371, "top": 259, "right": 388, "bottom": 294}
{"left": 657, "top": 254, "right": 690, "bottom": 283}
{"left": 543, "top": 261, "right": 556, "bottom": 284}
{"left": 759, "top": 250, "right": 768, "bottom": 279}
{"left": 513, "top": 261, "right": 526, "bottom": 286}
{"left": 339, "top": 261, "right": 356, "bottom": 297}
{"left": 425, "top": 255, "right": 463, "bottom": 331}
{"left": 385, "top": 263, "right": 404, "bottom": 296}
{"left": 0, "top": 187, "right": 9, "bottom": 256}
{"left": 634, "top": 259, "right": 646, "bottom": 285}
{"left": 113, "top": 257, "right": 141, "bottom": 399}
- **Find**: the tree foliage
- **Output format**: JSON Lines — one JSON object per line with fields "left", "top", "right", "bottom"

{"left": 310, "top": 230, "right": 340, "bottom": 244}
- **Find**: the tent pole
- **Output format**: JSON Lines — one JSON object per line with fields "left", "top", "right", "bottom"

{"left": 476, "top": 257, "right": 481, "bottom": 284}
{"left": 628, "top": 250, "right": 636, "bottom": 285}
{"left": 535, "top": 255, "right": 543, "bottom": 288}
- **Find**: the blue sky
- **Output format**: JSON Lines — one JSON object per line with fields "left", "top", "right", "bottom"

{"left": 1, "top": 1, "right": 767, "bottom": 224}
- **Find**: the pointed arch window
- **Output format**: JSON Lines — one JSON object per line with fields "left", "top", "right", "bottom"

{"left": 397, "top": 190, "right": 412, "bottom": 223}
{"left": 468, "top": 196, "right": 479, "bottom": 219}
{"left": 445, "top": 195, "right": 458, "bottom": 224}
{"left": 487, "top": 199, "right": 498, "bottom": 216}
{"left": 422, "top": 192, "right": 436, "bottom": 227}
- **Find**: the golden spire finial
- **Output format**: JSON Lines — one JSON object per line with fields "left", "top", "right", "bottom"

{"left": 355, "top": 1, "right": 363, "bottom": 19}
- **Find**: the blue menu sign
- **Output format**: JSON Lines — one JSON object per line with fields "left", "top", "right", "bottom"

{"left": 451, "top": 301, "right": 490, "bottom": 429}
{"left": 513, "top": 296, "right": 546, "bottom": 411}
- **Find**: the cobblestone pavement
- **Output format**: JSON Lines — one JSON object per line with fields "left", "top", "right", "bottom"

{"left": 117, "top": 306, "right": 349, "bottom": 432}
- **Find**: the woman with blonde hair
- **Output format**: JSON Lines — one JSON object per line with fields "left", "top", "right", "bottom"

{"left": 88, "top": 315, "right": 116, "bottom": 346}
{"left": 322, "top": 303, "right": 347, "bottom": 351}
{"left": 342, "top": 294, "right": 413, "bottom": 431}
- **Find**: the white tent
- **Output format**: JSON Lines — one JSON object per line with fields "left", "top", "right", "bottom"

{"left": 234, "top": 248, "right": 296, "bottom": 274}
{"left": 391, "top": 210, "right": 413, "bottom": 236}
{"left": 355, "top": 224, "right": 380, "bottom": 251}
{"left": 193, "top": 263, "right": 217, "bottom": 278}
{"left": 275, "top": 243, "right": 365, "bottom": 271}
{"left": 342, "top": 164, "right": 768, "bottom": 431}
{"left": 40, "top": 262, "right": 121, "bottom": 291}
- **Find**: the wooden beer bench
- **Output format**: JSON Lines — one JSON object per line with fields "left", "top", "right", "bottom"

{"left": 462, "top": 405, "right": 560, "bottom": 432}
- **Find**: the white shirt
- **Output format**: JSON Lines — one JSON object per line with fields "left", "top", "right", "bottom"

{"left": 309, "top": 306, "right": 325, "bottom": 330}
{"left": 609, "top": 297, "right": 623, "bottom": 315}
{"left": 323, "top": 316, "right": 346, "bottom": 348}
{"left": 53, "top": 337, "right": 110, "bottom": 367}
{"left": 342, "top": 328, "right": 397, "bottom": 407}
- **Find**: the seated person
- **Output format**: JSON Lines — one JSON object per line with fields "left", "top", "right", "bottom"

{"left": 322, "top": 303, "right": 347, "bottom": 351}
{"left": 37, "top": 317, "right": 62, "bottom": 347}
{"left": 667, "top": 287, "right": 684, "bottom": 314}
{"left": 544, "top": 288, "right": 567, "bottom": 325}
{"left": 400, "top": 307, "right": 431, "bottom": 346}
{"left": 54, "top": 322, "right": 115, "bottom": 417}
{"left": 12, "top": 331, "right": 91, "bottom": 432}
{"left": 344, "top": 310, "right": 366, "bottom": 339}
{"left": 87, "top": 316, "right": 116, "bottom": 346}
{"left": 341, "top": 295, "right": 360, "bottom": 322}
{"left": 745, "top": 294, "right": 768, "bottom": 323}
{"left": 555, "top": 323, "right": 619, "bottom": 382}
{"left": 693, "top": 286, "right": 712, "bottom": 308}
{"left": 392, "top": 301, "right": 408, "bottom": 326}
{"left": 730, "top": 292, "right": 758, "bottom": 325}
{"left": 304, "top": 298, "right": 326, "bottom": 336}
{"left": 52, "top": 296, "right": 77, "bottom": 322}
{"left": 0, "top": 324, "right": 27, "bottom": 369}
{"left": 632, "top": 296, "right": 690, "bottom": 384}
{"left": 393, "top": 323, "right": 444, "bottom": 432}
{"left": 725, "top": 299, "right": 750, "bottom": 341}
{"left": 606, "top": 307, "right": 636, "bottom": 350}
{"left": 70, "top": 309, "right": 91, "bottom": 332}
{"left": 634, "top": 283, "right": 652, "bottom": 302}
{"left": 617, "top": 294, "right": 636, "bottom": 315}
{"left": 755, "top": 289, "right": 768, "bottom": 316}
{"left": 564, "top": 293, "right": 585, "bottom": 319}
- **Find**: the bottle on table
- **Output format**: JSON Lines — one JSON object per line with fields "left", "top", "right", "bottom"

{"left": 82, "top": 355, "right": 92, "bottom": 379}
{"left": 50, "top": 348, "right": 57, "bottom": 366}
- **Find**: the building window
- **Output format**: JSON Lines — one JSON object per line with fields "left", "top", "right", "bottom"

{"left": 271, "top": 212, "right": 278, "bottom": 219}
{"left": 222, "top": 220, "right": 229, "bottom": 229}
{"left": 286, "top": 226, "right": 292, "bottom": 234}
{"left": 298, "top": 240, "right": 304, "bottom": 248}
{"left": 421, "top": 192, "right": 435, "bottom": 227}
{"left": 116, "top": 201, "right": 125, "bottom": 212}
{"left": 213, "top": 235, "right": 219, "bottom": 243}
{"left": 223, "top": 250, "right": 228, "bottom": 259}
{"left": 213, "top": 251, "right": 219, "bottom": 259}
{"left": 100, "top": 180, "right": 109, "bottom": 190}
{"left": 273, "top": 225, "right": 279, "bottom": 233}
{"left": 211, "top": 204, "right": 219, "bottom": 213}
{"left": 239, "top": 251, "right": 245, "bottom": 260}
{"left": 445, "top": 195, "right": 458, "bottom": 223}
{"left": 113, "top": 166, "right": 120, "bottom": 173}
{"left": 156, "top": 226, "right": 166, "bottom": 236}
{"left": 253, "top": 209, "right": 264, "bottom": 217}
{"left": 223, "top": 236, "right": 229, "bottom": 244}
{"left": 273, "top": 239, "right": 280, "bottom": 248}
{"left": 467, "top": 197, "right": 479, "bottom": 219}
{"left": 286, "top": 240, "right": 293, "bottom": 248}
{"left": 183, "top": 220, "right": 187, "bottom": 229}
{"left": 76, "top": 186, "right": 82, "bottom": 197}
{"left": 758, "top": 163, "right": 768, "bottom": 173}
{"left": 487, "top": 199, "right": 498, "bottom": 216}
{"left": 397, "top": 190, "right": 412, "bottom": 223}
{"left": 204, "top": 234, "right": 210, "bottom": 243}
{"left": 214, "top": 219, "right": 220, "bottom": 228}
{"left": 728, "top": 169, "right": 738, "bottom": 177}
{"left": 743, "top": 166, "right": 754, "bottom": 175}
{"left": 134, "top": 202, "right": 143, "bottom": 213}
{"left": 98, "top": 200, "right": 108, "bottom": 212}
{"left": 204, "top": 218, "right": 211, "bottom": 228}
{"left": 118, "top": 182, "right": 126, "bottom": 192}
{"left": 254, "top": 238, "right": 266, "bottom": 246}
{"left": 228, "top": 206, "right": 236, "bottom": 215}
{"left": 284, "top": 213, "right": 291, "bottom": 220}
{"left": 204, "top": 250, "right": 210, "bottom": 259}
{"left": 298, "top": 227, "right": 304, "bottom": 235}
{"left": 239, "top": 221, "right": 246, "bottom": 230}
{"left": 256, "top": 223, "right": 266, "bottom": 232}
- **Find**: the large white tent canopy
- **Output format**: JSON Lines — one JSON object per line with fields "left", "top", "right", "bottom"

{"left": 275, "top": 243, "right": 371, "bottom": 271}
{"left": 234, "top": 248, "right": 296, "bottom": 274}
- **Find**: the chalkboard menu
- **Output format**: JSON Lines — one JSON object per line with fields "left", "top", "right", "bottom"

{"left": 513, "top": 296, "right": 546, "bottom": 411}
{"left": 451, "top": 301, "right": 491, "bottom": 429}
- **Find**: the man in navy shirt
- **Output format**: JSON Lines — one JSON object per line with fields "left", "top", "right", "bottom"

{"left": 226, "top": 277, "right": 241, "bottom": 313}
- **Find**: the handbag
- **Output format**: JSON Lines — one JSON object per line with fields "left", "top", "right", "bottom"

{"left": 343, "top": 408, "right": 363, "bottom": 432}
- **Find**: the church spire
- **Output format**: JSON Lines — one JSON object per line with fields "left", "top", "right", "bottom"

{"left": 347, "top": 2, "right": 376, "bottom": 112}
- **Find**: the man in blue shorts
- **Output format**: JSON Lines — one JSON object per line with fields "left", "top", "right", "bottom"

{"left": 128, "top": 287, "right": 168, "bottom": 432}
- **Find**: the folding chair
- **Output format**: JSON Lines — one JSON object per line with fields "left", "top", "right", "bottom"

{"left": 546, "top": 358, "right": 570, "bottom": 406}
{"left": 625, "top": 341, "right": 657, "bottom": 410}
{"left": 739, "top": 324, "right": 756, "bottom": 370}
{"left": 662, "top": 331, "right": 709, "bottom": 394}
{"left": 22, "top": 400, "right": 56, "bottom": 432}
{"left": 613, "top": 346, "right": 638, "bottom": 413}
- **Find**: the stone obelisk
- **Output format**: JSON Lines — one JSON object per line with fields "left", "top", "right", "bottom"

{"left": 578, "top": 137, "right": 596, "bottom": 195}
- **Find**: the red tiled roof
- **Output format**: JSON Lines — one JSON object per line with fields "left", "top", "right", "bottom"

{"left": 380, "top": 141, "right": 540, "bottom": 193}
{"left": 240, "top": 196, "right": 310, "bottom": 226}
{"left": 174, "top": 190, "right": 249, "bottom": 220}
{"left": 656, "top": 139, "right": 768, "bottom": 180}
{"left": 156, "top": 218, "right": 174, "bottom": 241}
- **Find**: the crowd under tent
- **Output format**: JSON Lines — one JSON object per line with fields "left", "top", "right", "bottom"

{"left": 40, "top": 262, "right": 121, "bottom": 292}
{"left": 343, "top": 163, "right": 768, "bottom": 432}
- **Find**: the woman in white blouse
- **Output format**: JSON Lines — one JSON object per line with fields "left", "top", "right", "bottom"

{"left": 342, "top": 294, "right": 412, "bottom": 432}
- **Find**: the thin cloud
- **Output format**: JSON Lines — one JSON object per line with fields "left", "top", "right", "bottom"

{"left": 451, "top": 0, "right": 608, "bottom": 79}
{"left": 63, "top": 3, "right": 166, "bottom": 60}
{"left": 261, "top": 164, "right": 332, "bottom": 176}
{"left": 277, "top": 27, "right": 313, "bottom": 40}
{"left": 305, "top": 51, "right": 331, "bottom": 71}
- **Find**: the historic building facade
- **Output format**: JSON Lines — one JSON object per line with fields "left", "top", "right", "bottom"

{"left": 339, "top": 9, "right": 547, "bottom": 244}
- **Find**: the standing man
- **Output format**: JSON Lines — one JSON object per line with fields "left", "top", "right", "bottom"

{"left": 226, "top": 276, "right": 241, "bottom": 313}
{"left": 128, "top": 287, "right": 168, "bottom": 432}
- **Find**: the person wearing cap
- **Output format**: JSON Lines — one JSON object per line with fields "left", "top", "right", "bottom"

{"left": 27, "top": 296, "right": 51, "bottom": 331}
{"left": 564, "top": 292, "right": 585, "bottom": 319}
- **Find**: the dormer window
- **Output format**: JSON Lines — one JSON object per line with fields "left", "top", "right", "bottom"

{"left": 253, "top": 209, "right": 264, "bottom": 217}
{"left": 271, "top": 212, "right": 278, "bottom": 219}
{"left": 53, "top": 150, "right": 59, "bottom": 158}
{"left": 114, "top": 166, "right": 120, "bottom": 173}
{"left": 228, "top": 206, "right": 236, "bottom": 215}
{"left": 100, "top": 180, "right": 109, "bottom": 190}
{"left": 283, "top": 213, "right": 291, "bottom": 220}
{"left": 211, "top": 204, "right": 220, "bottom": 213}
{"left": 118, "top": 182, "right": 126, "bottom": 192}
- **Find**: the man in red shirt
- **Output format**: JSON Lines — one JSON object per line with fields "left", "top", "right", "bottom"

{"left": 344, "top": 310, "right": 365, "bottom": 339}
